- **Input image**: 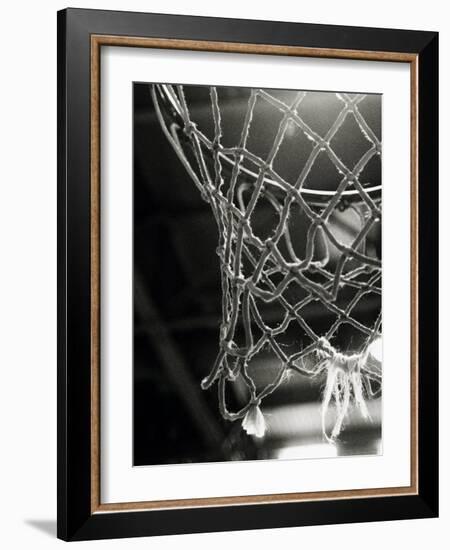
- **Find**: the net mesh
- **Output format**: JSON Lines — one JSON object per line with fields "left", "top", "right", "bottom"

{"left": 152, "top": 84, "right": 382, "bottom": 441}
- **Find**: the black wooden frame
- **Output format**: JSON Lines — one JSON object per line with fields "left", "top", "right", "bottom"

{"left": 57, "top": 8, "right": 438, "bottom": 541}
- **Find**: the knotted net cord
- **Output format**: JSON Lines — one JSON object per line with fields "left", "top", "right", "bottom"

{"left": 152, "top": 84, "right": 382, "bottom": 441}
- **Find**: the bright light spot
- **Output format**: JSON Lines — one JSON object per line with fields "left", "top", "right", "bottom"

{"left": 285, "top": 120, "right": 298, "bottom": 137}
{"left": 276, "top": 443, "right": 337, "bottom": 460}
{"left": 368, "top": 337, "right": 382, "bottom": 362}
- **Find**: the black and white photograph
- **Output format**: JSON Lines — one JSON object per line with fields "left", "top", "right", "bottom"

{"left": 0, "top": 1, "right": 443, "bottom": 546}
{"left": 133, "top": 83, "right": 383, "bottom": 466}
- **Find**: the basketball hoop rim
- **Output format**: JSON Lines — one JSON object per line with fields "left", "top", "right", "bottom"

{"left": 153, "top": 83, "right": 382, "bottom": 206}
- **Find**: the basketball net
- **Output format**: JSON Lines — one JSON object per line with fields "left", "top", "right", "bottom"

{"left": 152, "top": 84, "right": 382, "bottom": 442}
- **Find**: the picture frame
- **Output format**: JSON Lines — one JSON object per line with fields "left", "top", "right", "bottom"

{"left": 57, "top": 7, "right": 439, "bottom": 541}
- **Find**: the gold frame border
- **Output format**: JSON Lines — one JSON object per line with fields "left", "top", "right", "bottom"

{"left": 90, "top": 35, "right": 419, "bottom": 514}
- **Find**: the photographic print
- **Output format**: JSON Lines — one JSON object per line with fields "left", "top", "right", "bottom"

{"left": 58, "top": 11, "right": 438, "bottom": 540}
{"left": 133, "top": 83, "right": 382, "bottom": 466}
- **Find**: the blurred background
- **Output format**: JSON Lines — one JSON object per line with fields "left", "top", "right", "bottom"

{"left": 133, "top": 83, "right": 382, "bottom": 466}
